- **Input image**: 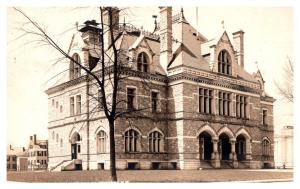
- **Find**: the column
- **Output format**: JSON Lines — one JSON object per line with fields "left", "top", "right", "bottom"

{"left": 211, "top": 138, "right": 220, "bottom": 168}
{"left": 230, "top": 140, "right": 237, "bottom": 160}
{"left": 230, "top": 139, "right": 238, "bottom": 168}
{"left": 245, "top": 139, "right": 252, "bottom": 160}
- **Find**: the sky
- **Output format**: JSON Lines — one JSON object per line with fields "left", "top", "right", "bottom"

{"left": 5, "top": 6, "right": 294, "bottom": 147}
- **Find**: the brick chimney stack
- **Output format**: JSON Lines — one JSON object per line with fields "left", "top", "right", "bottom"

{"left": 233, "top": 30, "right": 244, "bottom": 68}
{"left": 103, "top": 7, "right": 120, "bottom": 50}
{"left": 33, "top": 134, "right": 37, "bottom": 145}
{"left": 159, "top": 7, "right": 172, "bottom": 73}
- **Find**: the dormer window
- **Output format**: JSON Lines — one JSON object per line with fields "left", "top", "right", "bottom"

{"left": 218, "top": 50, "right": 231, "bottom": 75}
{"left": 137, "top": 52, "right": 149, "bottom": 72}
{"left": 70, "top": 53, "right": 81, "bottom": 80}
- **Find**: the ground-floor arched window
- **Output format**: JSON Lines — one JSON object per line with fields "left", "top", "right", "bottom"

{"left": 97, "top": 130, "right": 107, "bottom": 153}
{"left": 125, "top": 129, "right": 139, "bottom": 152}
{"left": 149, "top": 131, "right": 163, "bottom": 153}
{"left": 262, "top": 139, "right": 270, "bottom": 155}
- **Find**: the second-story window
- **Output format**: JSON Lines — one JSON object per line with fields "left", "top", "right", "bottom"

{"left": 199, "top": 88, "right": 213, "bottom": 114}
{"left": 76, "top": 95, "right": 81, "bottom": 115}
{"left": 70, "top": 53, "right": 81, "bottom": 80}
{"left": 151, "top": 91, "right": 159, "bottom": 112}
{"left": 137, "top": 52, "right": 149, "bottom": 73}
{"left": 70, "top": 97, "right": 75, "bottom": 116}
{"left": 236, "top": 95, "right": 247, "bottom": 118}
{"left": 127, "top": 88, "right": 136, "bottom": 110}
{"left": 218, "top": 50, "right": 231, "bottom": 75}
{"left": 262, "top": 109, "right": 268, "bottom": 125}
{"left": 219, "top": 91, "right": 231, "bottom": 116}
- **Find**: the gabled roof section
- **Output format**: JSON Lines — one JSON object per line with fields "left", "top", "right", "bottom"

{"left": 67, "top": 32, "right": 86, "bottom": 54}
{"left": 168, "top": 43, "right": 210, "bottom": 71}
{"left": 128, "top": 34, "right": 155, "bottom": 55}
{"left": 201, "top": 30, "right": 235, "bottom": 56}
{"left": 253, "top": 69, "right": 265, "bottom": 83}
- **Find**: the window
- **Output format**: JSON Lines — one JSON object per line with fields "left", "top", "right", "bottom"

{"left": 97, "top": 130, "right": 107, "bottom": 153}
{"left": 262, "top": 109, "right": 267, "bottom": 125}
{"left": 236, "top": 95, "right": 247, "bottom": 118}
{"left": 60, "top": 105, "right": 63, "bottom": 113}
{"left": 78, "top": 145, "right": 81, "bottom": 153}
{"left": 137, "top": 52, "right": 149, "bottom": 72}
{"left": 151, "top": 91, "right": 159, "bottom": 112}
{"left": 125, "top": 129, "right": 139, "bottom": 152}
{"left": 70, "top": 97, "right": 75, "bottom": 116}
{"left": 52, "top": 99, "right": 55, "bottom": 106}
{"left": 262, "top": 139, "right": 270, "bottom": 155}
{"left": 7, "top": 156, "right": 10, "bottom": 161}
{"left": 52, "top": 131, "right": 55, "bottom": 140}
{"left": 219, "top": 91, "right": 231, "bottom": 116}
{"left": 127, "top": 88, "right": 136, "bottom": 110}
{"left": 199, "top": 88, "right": 213, "bottom": 114}
{"left": 218, "top": 50, "right": 231, "bottom": 75}
{"left": 56, "top": 134, "right": 59, "bottom": 143}
{"left": 149, "top": 131, "right": 163, "bottom": 153}
{"left": 60, "top": 139, "right": 63, "bottom": 147}
{"left": 76, "top": 95, "right": 81, "bottom": 115}
{"left": 56, "top": 101, "right": 58, "bottom": 109}
{"left": 70, "top": 53, "right": 81, "bottom": 80}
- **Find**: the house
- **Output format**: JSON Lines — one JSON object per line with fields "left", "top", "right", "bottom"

{"left": 46, "top": 7, "right": 274, "bottom": 171}
{"left": 7, "top": 145, "right": 28, "bottom": 171}
{"left": 28, "top": 134, "right": 48, "bottom": 170}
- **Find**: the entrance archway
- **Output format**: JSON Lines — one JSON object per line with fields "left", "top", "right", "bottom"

{"left": 219, "top": 133, "right": 231, "bottom": 160}
{"left": 199, "top": 131, "right": 213, "bottom": 160}
{"left": 235, "top": 135, "right": 246, "bottom": 160}
{"left": 70, "top": 132, "right": 81, "bottom": 160}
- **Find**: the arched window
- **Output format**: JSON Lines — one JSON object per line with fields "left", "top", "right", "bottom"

{"left": 137, "top": 52, "right": 149, "bottom": 72}
{"left": 149, "top": 131, "right": 163, "bottom": 153}
{"left": 70, "top": 53, "right": 81, "bottom": 80}
{"left": 97, "top": 130, "right": 107, "bottom": 153}
{"left": 60, "top": 138, "right": 63, "bottom": 147}
{"left": 124, "top": 129, "right": 139, "bottom": 152}
{"left": 218, "top": 50, "right": 231, "bottom": 75}
{"left": 262, "top": 139, "right": 270, "bottom": 156}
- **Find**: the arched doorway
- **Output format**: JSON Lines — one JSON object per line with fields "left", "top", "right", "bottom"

{"left": 219, "top": 133, "right": 231, "bottom": 160}
{"left": 199, "top": 132, "right": 213, "bottom": 160}
{"left": 70, "top": 132, "right": 81, "bottom": 160}
{"left": 235, "top": 135, "right": 246, "bottom": 160}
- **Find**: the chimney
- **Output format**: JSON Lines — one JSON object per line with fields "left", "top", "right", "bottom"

{"left": 33, "top": 134, "right": 37, "bottom": 145}
{"left": 103, "top": 7, "right": 120, "bottom": 50}
{"left": 159, "top": 7, "right": 172, "bottom": 73}
{"left": 79, "top": 20, "right": 101, "bottom": 45}
{"left": 233, "top": 30, "right": 244, "bottom": 68}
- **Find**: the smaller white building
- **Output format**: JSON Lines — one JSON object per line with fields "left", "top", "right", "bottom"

{"left": 274, "top": 126, "right": 293, "bottom": 168}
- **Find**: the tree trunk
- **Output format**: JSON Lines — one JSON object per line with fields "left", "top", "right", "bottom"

{"left": 109, "top": 119, "right": 117, "bottom": 181}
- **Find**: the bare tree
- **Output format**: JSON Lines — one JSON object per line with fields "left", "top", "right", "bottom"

{"left": 14, "top": 7, "right": 155, "bottom": 181}
{"left": 275, "top": 57, "right": 293, "bottom": 103}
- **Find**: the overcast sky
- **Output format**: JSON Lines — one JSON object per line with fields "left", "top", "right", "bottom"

{"left": 6, "top": 6, "right": 293, "bottom": 147}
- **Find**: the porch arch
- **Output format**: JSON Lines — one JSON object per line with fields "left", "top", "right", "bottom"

{"left": 196, "top": 124, "right": 218, "bottom": 140}
{"left": 217, "top": 126, "right": 235, "bottom": 140}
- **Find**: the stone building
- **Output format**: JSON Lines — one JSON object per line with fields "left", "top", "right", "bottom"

{"left": 47, "top": 7, "right": 275, "bottom": 171}
{"left": 274, "top": 126, "right": 293, "bottom": 168}
{"left": 7, "top": 145, "right": 28, "bottom": 171}
{"left": 28, "top": 134, "right": 48, "bottom": 170}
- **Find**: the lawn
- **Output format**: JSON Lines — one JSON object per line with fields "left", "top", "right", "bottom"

{"left": 7, "top": 169, "right": 293, "bottom": 183}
